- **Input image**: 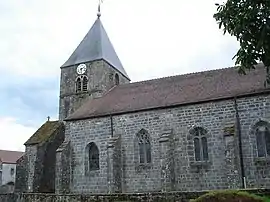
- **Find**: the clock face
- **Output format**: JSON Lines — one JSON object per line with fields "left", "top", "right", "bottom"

{"left": 77, "top": 64, "right": 87, "bottom": 74}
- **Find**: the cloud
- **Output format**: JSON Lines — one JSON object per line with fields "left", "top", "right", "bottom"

{"left": 0, "top": 70, "right": 59, "bottom": 128}
{"left": 0, "top": 0, "right": 239, "bottom": 80}
{"left": 0, "top": 0, "right": 241, "bottom": 151}
{"left": 0, "top": 117, "right": 36, "bottom": 152}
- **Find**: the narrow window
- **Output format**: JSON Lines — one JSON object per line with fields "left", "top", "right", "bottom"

{"left": 201, "top": 137, "right": 209, "bottom": 160}
{"left": 76, "top": 77, "right": 82, "bottom": 92}
{"left": 266, "top": 129, "right": 270, "bottom": 156}
{"left": 194, "top": 138, "right": 201, "bottom": 161}
{"left": 64, "top": 99, "right": 70, "bottom": 118}
{"left": 88, "top": 142, "right": 99, "bottom": 171}
{"left": 145, "top": 139, "right": 151, "bottom": 163}
{"left": 191, "top": 127, "right": 209, "bottom": 161}
{"left": 115, "top": 73, "right": 119, "bottom": 85}
{"left": 139, "top": 143, "right": 145, "bottom": 163}
{"left": 82, "top": 76, "right": 88, "bottom": 92}
{"left": 257, "top": 127, "right": 266, "bottom": 157}
{"left": 10, "top": 168, "right": 14, "bottom": 176}
{"left": 255, "top": 121, "right": 270, "bottom": 157}
{"left": 137, "top": 129, "right": 151, "bottom": 164}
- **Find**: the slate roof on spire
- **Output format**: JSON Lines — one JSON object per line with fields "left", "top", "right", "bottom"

{"left": 61, "top": 17, "right": 130, "bottom": 80}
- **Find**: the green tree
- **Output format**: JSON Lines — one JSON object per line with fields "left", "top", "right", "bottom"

{"left": 213, "top": 0, "right": 270, "bottom": 85}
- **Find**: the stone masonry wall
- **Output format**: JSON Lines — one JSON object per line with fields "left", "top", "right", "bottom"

{"left": 107, "top": 135, "right": 122, "bottom": 193}
{"left": 114, "top": 94, "right": 270, "bottom": 192}
{"left": 223, "top": 132, "right": 240, "bottom": 189}
{"left": 16, "top": 123, "right": 65, "bottom": 193}
{"left": 59, "top": 60, "right": 130, "bottom": 120}
{"left": 38, "top": 123, "right": 65, "bottom": 193}
{"left": 55, "top": 140, "right": 72, "bottom": 194}
{"left": 1, "top": 189, "right": 270, "bottom": 202}
{"left": 25, "top": 146, "right": 37, "bottom": 192}
{"left": 159, "top": 129, "right": 176, "bottom": 191}
{"left": 237, "top": 95, "right": 270, "bottom": 188}
{"left": 64, "top": 117, "right": 113, "bottom": 193}
{"left": 113, "top": 99, "right": 241, "bottom": 192}
{"left": 15, "top": 155, "right": 27, "bottom": 193}
{"left": 64, "top": 93, "right": 270, "bottom": 194}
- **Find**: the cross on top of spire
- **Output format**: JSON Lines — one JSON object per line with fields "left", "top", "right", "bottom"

{"left": 97, "top": 0, "right": 103, "bottom": 18}
{"left": 61, "top": 0, "right": 130, "bottom": 79}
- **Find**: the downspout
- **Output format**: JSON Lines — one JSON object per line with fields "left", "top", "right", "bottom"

{"left": 234, "top": 97, "right": 246, "bottom": 189}
{"left": 110, "top": 114, "right": 114, "bottom": 137}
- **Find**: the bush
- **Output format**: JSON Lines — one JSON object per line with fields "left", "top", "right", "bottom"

{"left": 190, "top": 190, "right": 270, "bottom": 202}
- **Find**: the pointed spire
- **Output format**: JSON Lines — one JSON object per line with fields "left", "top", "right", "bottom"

{"left": 61, "top": 5, "right": 130, "bottom": 80}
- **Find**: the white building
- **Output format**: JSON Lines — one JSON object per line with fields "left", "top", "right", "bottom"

{"left": 0, "top": 150, "right": 23, "bottom": 186}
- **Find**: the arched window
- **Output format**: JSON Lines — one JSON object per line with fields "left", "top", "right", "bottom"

{"left": 255, "top": 121, "right": 270, "bottom": 157}
{"left": 88, "top": 142, "right": 99, "bottom": 171}
{"left": 190, "top": 127, "right": 209, "bottom": 161}
{"left": 82, "top": 76, "right": 88, "bottom": 92}
{"left": 115, "top": 73, "right": 119, "bottom": 85}
{"left": 76, "top": 76, "right": 88, "bottom": 93}
{"left": 76, "top": 77, "right": 82, "bottom": 92}
{"left": 137, "top": 129, "right": 151, "bottom": 164}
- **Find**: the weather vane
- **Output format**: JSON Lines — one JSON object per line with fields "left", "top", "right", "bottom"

{"left": 97, "top": 0, "right": 103, "bottom": 18}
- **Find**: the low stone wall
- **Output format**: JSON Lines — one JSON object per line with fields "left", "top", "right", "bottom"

{"left": 0, "top": 189, "right": 269, "bottom": 202}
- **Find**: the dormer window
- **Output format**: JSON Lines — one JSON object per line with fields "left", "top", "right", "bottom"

{"left": 76, "top": 75, "right": 88, "bottom": 93}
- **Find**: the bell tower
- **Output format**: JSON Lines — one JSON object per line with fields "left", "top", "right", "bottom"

{"left": 58, "top": 9, "right": 130, "bottom": 120}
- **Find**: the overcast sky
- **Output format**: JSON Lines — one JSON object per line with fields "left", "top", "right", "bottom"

{"left": 0, "top": 0, "right": 238, "bottom": 152}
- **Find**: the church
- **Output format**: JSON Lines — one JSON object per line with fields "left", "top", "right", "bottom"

{"left": 15, "top": 9, "right": 270, "bottom": 194}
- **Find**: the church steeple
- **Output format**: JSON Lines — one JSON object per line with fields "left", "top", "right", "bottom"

{"left": 59, "top": 8, "right": 130, "bottom": 120}
{"left": 61, "top": 14, "right": 129, "bottom": 80}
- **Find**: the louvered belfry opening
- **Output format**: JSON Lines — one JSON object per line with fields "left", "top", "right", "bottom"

{"left": 82, "top": 76, "right": 88, "bottom": 92}
{"left": 76, "top": 76, "right": 88, "bottom": 93}
{"left": 76, "top": 77, "right": 82, "bottom": 92}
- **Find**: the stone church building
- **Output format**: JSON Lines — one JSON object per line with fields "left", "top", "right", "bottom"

{"left": 15, "top": 13, "right": 270, "bottom": 194}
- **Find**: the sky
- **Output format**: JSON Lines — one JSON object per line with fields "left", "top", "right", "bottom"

{"left": 0, "top": 0, "right": 238, "bottom": 152}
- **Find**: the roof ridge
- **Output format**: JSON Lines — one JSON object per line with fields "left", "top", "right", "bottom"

{"left": 46, "top": 120, "right": 59, "bottom": 123}
{"left": 126, "top": 65, "right": 237, "bottom": 86}
{"left": 0, "top": 149, "right": 24, "bottom": 153}
{"left": 24, "top": 121, "right": 63, "bottom": 145}
{"left": 67, "top": 62, "right": 267, "bottom": 121}
{"left": 128, "top": 62, "right": 265, "bottom": 86}
{"left": 98, "top": 18, "right": 103, "bottom": 57}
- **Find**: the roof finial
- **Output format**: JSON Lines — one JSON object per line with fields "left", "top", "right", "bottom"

{"left": 97, "top": 0, "right": 103, "bottom": 18}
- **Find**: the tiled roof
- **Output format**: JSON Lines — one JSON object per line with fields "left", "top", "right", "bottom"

{"left": 61, "top": 17, "right": 130, "bottom": 80}
{"left": 24, "top": 121, "right": 63, "bottom": 145}
{"left": 0, "top": 150, "right": 24, "bottom": 164}
{"left": 66, "top": 63, "right": 270, "bottom": 121}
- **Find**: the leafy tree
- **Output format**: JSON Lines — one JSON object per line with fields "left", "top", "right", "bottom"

{"left": 213, "top": 0, "right": 270, "bottom": 85}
